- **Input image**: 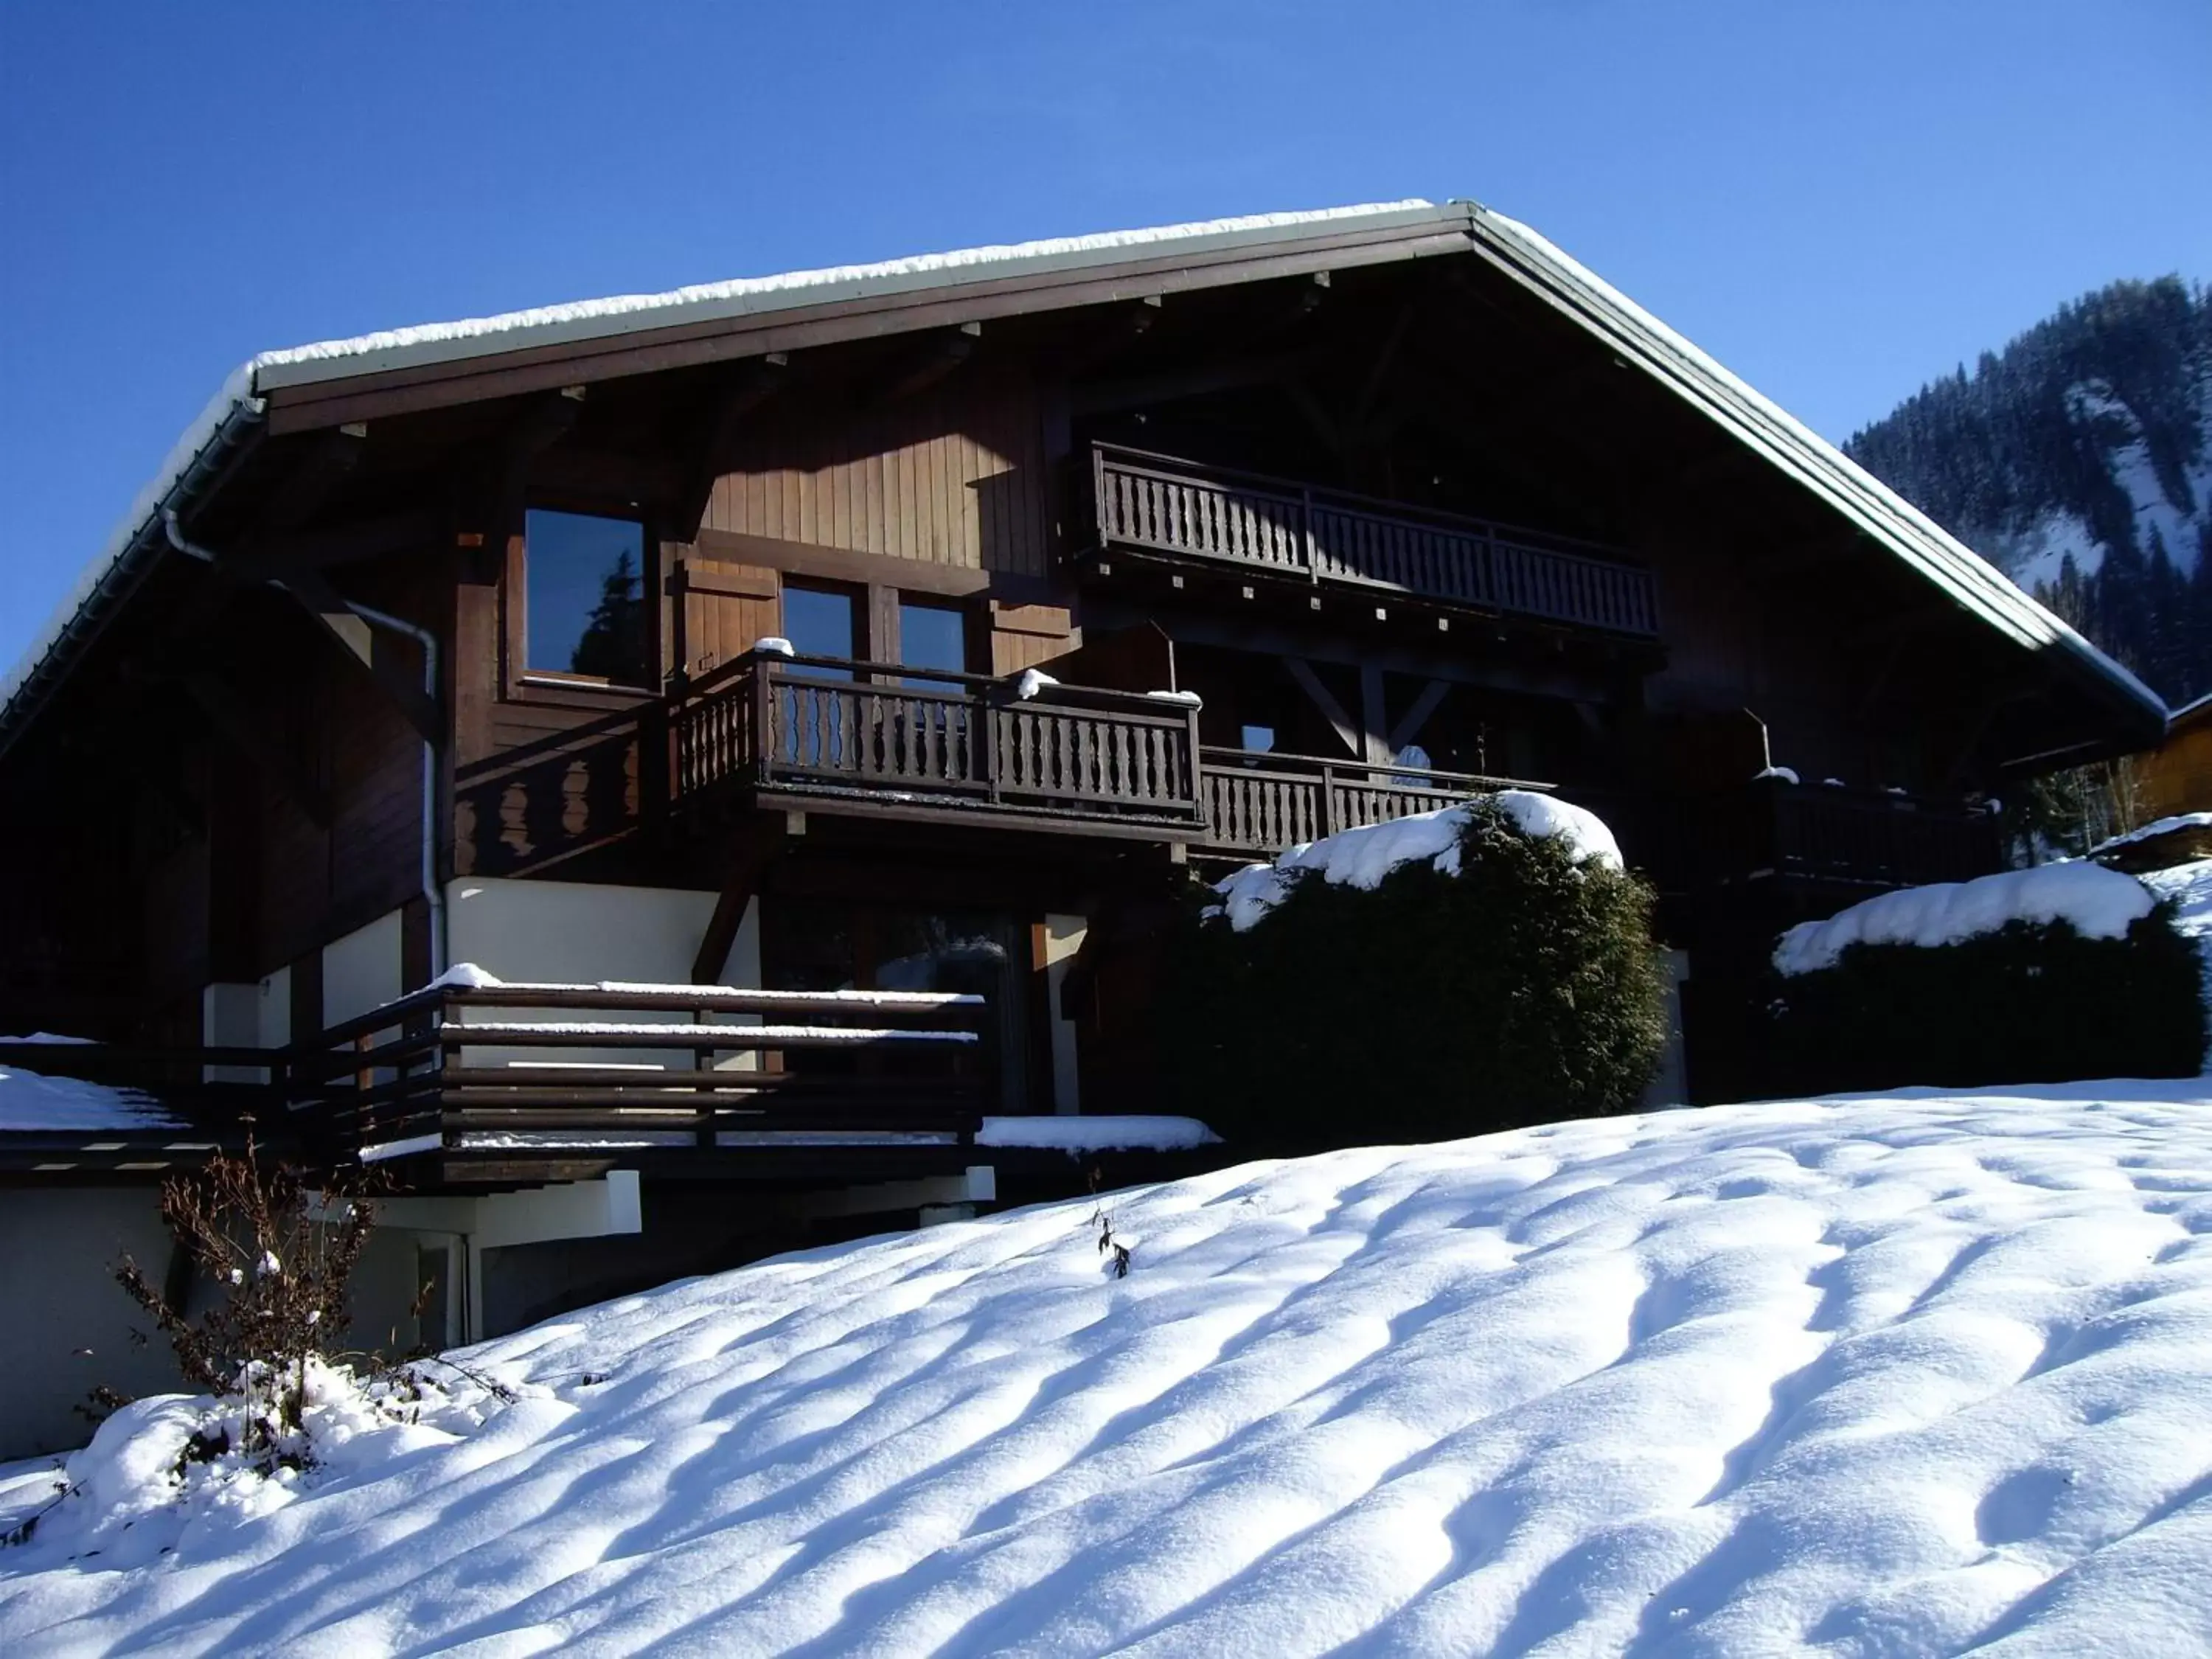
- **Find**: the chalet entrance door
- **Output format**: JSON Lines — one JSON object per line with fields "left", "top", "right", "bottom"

{"left": 764, "top": 900, "right": 1029, "bottom": 1113}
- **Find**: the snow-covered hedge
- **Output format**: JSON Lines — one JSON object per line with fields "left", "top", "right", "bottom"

{"left": 1163, "top": 796, "right": 1664, "bottom": 1150}
{"left": 1761, "top": 868, "right": 2204, "bottom": 1093}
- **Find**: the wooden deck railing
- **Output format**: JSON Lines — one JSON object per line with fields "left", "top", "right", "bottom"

{"left": 1091, "top": 444, "right": 1660, "bottom": 638}
{"left": 1197, "top": 747, "right": 1551, "bottom": 856}
{"left": 672, "top": 652, "right": 1205, "bottom": 831}
{"left": 285, "top": 980, "right": 991, "bottom": 1164}
{"left": 1761, "top": 783, "right": 2001, "bottom": 889}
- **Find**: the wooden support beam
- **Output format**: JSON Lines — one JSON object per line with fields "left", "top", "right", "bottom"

{"left": 1284, "top": 655, "right": 1363, "bottom": 757}
{"left": 259, "top": 424, "right": 366, "bottom": 533}
{"left": 484, "top": 389, "right": 585, "bottom": 540}
{"left": 281, "top": 568, "right": 441, "bottom": 745}
{"left": 671, "top": 355, "right": 789, "bottom": 542}
{"left": 692, "top": 815, "right": 789, "bottom": 984}
{"left": 1388, "top": 678, "right": 1450, "bottom": 753}
{"left": 227, "top": 508, "right": 444, "bottom": 581}
{"left": 1068, "top": 347, "right": 1324, "bottom": 418}
{"left": 1350, "top": 302, "right": 1416, "bottom": 431}
{"left": 180, "top": 669, "right": 332, "bottom": 826}
{"left": 1358, "top": 663, "right": 1392, "bottom": 765}
{"left": 868, "top": 324, "right": 981, "bottom": 406}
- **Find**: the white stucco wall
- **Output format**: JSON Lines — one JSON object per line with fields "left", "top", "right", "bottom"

{"left": 442, "top": 877, "right": 756, "bottom": 1068}
{"left": 444, "top": 877, "right": 744, "bottom": 984}
{"left": 1040, "top": 914, "right": 1087, "bottom": 1115}
{"left": 324, "top": 908, "right": 406, "bottom": 1027}
{"left": 258, "top": 964, "right": 292, "bottom": 1049}
{"left": 0, "top": 1189, "right": 189, "bottom": 1459}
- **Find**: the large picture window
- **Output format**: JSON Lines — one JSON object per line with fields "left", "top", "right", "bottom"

{"left": 524, "top": 508, "right": 649, "bottom": 684}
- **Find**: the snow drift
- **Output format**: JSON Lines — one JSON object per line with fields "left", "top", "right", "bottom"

{"left": 6, "top": 1086, "right": 2211, "bottom": 1655}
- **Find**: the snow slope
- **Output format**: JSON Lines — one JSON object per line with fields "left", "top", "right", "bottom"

{"left": 6, "top": 1087, "right": 2212, "bottom": 1656}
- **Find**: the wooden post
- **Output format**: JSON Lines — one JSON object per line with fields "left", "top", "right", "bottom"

{"left": 753, "top": 660, "right": 774, "bottom": 785}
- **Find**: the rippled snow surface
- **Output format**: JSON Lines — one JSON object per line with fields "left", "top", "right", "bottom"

{"left": 5, "top": 1085, "right": 2211, "bottom": 1656}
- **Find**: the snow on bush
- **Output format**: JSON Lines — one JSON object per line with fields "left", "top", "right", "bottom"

{"left": 6, "top": 1359, "right": 516, "bottom": 1568}
{"left": 1759, "top": 866, "right": 2203, "bottom": 1096}
{"left": 5, "top": 1087, "right": 2211, "bottom": 1654}
{"left": 1172, "top": 794, "right": 1661, "bottom": 1150}
{"left": 1212, "top": 792, "right": 1621, "bottom": 932}
{"left": 1774, "top": 862, "right": 2154, "bottom": 975}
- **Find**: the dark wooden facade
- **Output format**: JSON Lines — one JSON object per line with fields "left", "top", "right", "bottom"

{"left": 0, "top": 209, "right": 2161, "bottom": 1138}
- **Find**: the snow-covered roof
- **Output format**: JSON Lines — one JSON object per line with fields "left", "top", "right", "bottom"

{"left": 0, "top": 1062, "right": 186, "bottom": 1134}
{"left": 1463, "top": 209, "right": 2166, "bottom": 728}
{"left": 2091, "top": 812, "right": 2212, "bottom": 856}
{"left": 1, "top": 198, "right": 2165, "bottom": 747}
{"left": 2165, "top": 688, "right": 2212, "bottom": 728}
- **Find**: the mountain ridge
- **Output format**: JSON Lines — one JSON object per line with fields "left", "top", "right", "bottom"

{"left": 1846, "top": 276, "right": 2212, "bottom": 704}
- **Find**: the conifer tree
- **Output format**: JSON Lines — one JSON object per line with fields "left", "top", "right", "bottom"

{"left": 570, "top": 550, "right": 647, "bottom": 683}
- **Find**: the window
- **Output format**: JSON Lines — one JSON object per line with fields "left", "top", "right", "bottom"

{"left": 898, "top": 599, "right": 967, "bottom": 684}
{"left": 781, "top": 584, "right": 857, "bottom": 678}
{"left": 524, "top": 509, "right": 648, "bottom": 684}
{"left": 1240, "top": 723, "right": 1276, "bottom": 754}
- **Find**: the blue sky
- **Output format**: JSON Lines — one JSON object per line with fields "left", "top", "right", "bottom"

{"left": 2, "top": 1, "right": 2206, "bottom": 671}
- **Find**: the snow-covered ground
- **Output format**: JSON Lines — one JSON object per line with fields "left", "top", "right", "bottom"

{"left": 5, "top": 1085, "right": 2211, "bottom": 1656}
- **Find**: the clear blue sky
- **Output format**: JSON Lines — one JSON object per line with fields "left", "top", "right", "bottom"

{"left": 3, "top": 1, "right": 2207, "bottom": 671}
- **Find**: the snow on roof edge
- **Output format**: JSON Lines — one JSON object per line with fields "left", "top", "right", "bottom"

{"left": 5, "top": 195, "right": 2165, "bottom": 747}
{"left": 0, "top": 366, "right": 261, "bottom": 718}
{"left": 1, "top": 204, "right": 1441, "bottom": 736}
{"left": 1467, "top": 207, "right": 2166, "bottom": 726}
{"left": 248, "top": 201, "right": 1447, "bottom": 389}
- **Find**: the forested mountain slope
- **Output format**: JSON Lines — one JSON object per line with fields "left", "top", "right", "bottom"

{"left": 1847, "top": 277, "right": 2212, "bottom": 705}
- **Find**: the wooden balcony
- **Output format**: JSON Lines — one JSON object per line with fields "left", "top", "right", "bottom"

{"left": 1579, "top": 779, "right": 2004, "bottom": 899}
{"left": 1197, "top": 747, "right": 1550, "bottom": 858}
{"left": 671, "top": 651, "right": 1206, "bottom": 840}
{"left": 1757, "top": 781, "right": 2001, "bottom": 890}
{"left": 1089, "top": 444, "right": 1660, "bottom": 639}
{"left": 286, "top": 980, "right": 990, "bottom": 1175}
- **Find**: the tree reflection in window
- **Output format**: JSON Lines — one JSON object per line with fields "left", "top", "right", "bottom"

{"left": 525, "top": 509, "right": 649, "bottom": 685}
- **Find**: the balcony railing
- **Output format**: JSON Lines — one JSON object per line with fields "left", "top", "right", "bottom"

{"left": 287, "top": 980, "right": 990, "bottom": 1164}
{"left": 1091, "top": 444, "right": 1660, "bottom": 639}
{"left": 672, "top": 651, "right": 1206, "bottom": 834}
{"left": 1761, "top": 782, "right": 2001, "bottom": 889}
{"left": 1197, "top": 746, "right": 1551, "bottom": 857}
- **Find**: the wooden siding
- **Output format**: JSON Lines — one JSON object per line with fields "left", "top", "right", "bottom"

{"left": 455, "top": 696, "right": 644, "bottom": 879}
{"left": 988, "top": 602, "right": 1078, "bottom": 677}
{"left": 703, "top": 364, "right": 1052, "bottom": 579}
{"left": 2132, "top": 714, "right": 2212, "bottom": 821}
{"left": 678, "top": 557, "right": 780, "bottom": 681}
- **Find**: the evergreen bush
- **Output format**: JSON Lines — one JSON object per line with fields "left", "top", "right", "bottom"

{"left": 1161, "top": 799, "right": 1667, "bottom": 1154}
{"left": 1756, "top": 905, "right": 2205, "bottom": 1095}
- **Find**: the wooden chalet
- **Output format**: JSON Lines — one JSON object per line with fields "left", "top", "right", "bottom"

{"left": 0, "top": 202, "right": 2166, "bottom": 1421}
